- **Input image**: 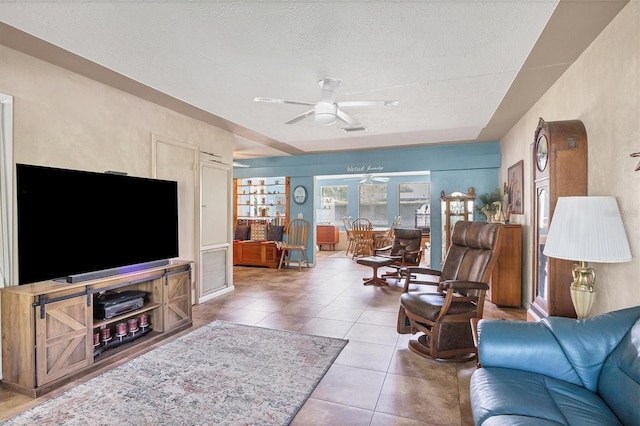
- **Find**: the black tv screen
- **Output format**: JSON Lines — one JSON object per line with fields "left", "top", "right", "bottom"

{"left": 16, "top": 163, "right": 179, "bottom": 284}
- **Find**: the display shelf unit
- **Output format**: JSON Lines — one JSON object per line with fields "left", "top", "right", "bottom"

{"left": 441, "top": 189, "right": 475, "bottom": 261}
{"left": 234, "top": 177, "right": 289, "bottom": 228}
{"left": 1, "top": 260, "right": 192, "bottom": 398}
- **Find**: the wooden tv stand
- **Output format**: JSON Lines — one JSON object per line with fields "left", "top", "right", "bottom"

{"left": 0, "top": 260, "right": 193, "bottom": 398}
{"left": 233, "top": 240, "right": 280, "bottom": 268}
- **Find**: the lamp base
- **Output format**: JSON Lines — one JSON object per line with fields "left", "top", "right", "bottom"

{"left": 570, "top": 262, "right": 596, "bottom": 319}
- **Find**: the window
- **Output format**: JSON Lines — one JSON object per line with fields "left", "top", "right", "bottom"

{"left": 399, "top": 182, "right": 430, "bottom": 230}
{"left": 320, "top": 185, "right": 348, "bottom": 224}
{"left": 359, "top": 184, "right": 387, "bottom": 226}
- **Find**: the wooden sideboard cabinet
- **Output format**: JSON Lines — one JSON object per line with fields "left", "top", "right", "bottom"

{"left": 1, "top": 260, "right": 192, "bottom": 398}
{"left": 488, "top": 224, "right": 522, "bottom": 307}
{"left": 317, "top": 225, "right": 339, "bottom": 250}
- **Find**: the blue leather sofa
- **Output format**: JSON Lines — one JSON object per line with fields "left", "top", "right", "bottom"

{"left": 470, "top": 306, "right": 640, "bottom": 425}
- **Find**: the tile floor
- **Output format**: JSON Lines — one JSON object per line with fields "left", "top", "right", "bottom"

{"left": 197, "top": 251, "right": 526, "bottom": 425}
{"left": 0, "top": 250, "right": 526, "bottom": 425}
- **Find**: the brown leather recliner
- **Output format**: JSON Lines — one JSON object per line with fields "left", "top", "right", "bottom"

{"left": 374, "top": 228, "right": 423, "bottom": 280}
{"left": 397, "top": 221, "right": 503, "bottom": 362}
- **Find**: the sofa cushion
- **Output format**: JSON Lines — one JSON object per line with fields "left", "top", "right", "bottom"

{"left": 471, "top": 367, "right": 622, "bottom": 426}
{"left": 542, "top": 308, "right": 640, "bottom": 392}
{"left": 598, "top": 319, "right": 640, "bottom": 426}
{"left": 250, "top": 224, "right": 267, "bottom": 240}
{"left": 235, "top": 225, "right": 250, "bottom": 240}
{"left": 267, "top": 225, "right": 284, "bottom": 242}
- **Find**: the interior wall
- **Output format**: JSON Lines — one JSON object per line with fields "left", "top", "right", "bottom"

{"left": 500, "top": 1, "right": 639, "bottom": 315}
{"left": 0, "top": 44, "right": 235, "bottom": 377}
{"left": 236, "top": 142, "right": 501, "bottom": 268}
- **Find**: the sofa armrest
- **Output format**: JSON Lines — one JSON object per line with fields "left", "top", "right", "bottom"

{"left": 477, "top": 319, "right": 582, "bottom": 387}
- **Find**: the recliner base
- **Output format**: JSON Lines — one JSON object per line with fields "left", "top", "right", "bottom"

{"left": 408, "top": 335, "right": 476, "bottom": 363}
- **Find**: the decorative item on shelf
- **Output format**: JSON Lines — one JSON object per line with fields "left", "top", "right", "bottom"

{"left": 100, "top": 325, "right": 111, "bottom": 343}
{"left": 247, "top": 180, "right": 252, "bottom": 185}
{"left": 476, "top": 188, "right": 503, "bottom": 222}
{"left": 543, "top": 196, "right": 631, "bottom": 319}
{"left": 139, "top": 314, "right": 149, "bottom": 328}
{"left": 116, "top": 322, "right": 127, "bottom": 337}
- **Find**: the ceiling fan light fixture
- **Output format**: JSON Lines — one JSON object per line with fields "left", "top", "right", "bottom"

{"left": 314, "top": 101, "right": 337, "bottom": 125}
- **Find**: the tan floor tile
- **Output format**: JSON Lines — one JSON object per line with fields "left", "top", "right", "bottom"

{"left": 298, "top": 317, "right": 354, "bottom": 339}
{"left": 345, "top": 322, "right": 399, "bottom": 346}
{"left": 311, "top": 364, "right": 386, "bottom": 410}
{"left": 357, "top": 309, "right": 399, "bottom": 327}
{"left": 328, "top": 295, "right": 374, "bottom": 309}
{"left": 212, "top": 307, "right": 273, "bottom": 325}
{"left": 280, "top": 301, "right": 328, "bottom": 317}
{"left": 388, "top": 347, "right": 461, "bottom": 381}
{"left": 316, "top": 304, "right": 365, "bottom": 322}
{"left": 334, "top": 341, "right": 395, "bottom": 373}
{"left": 291, "top": 398, "right": 373, "bottom": 425}
{"left": 376, "top": 373, "right": 461, "bottom": 424}
{"left": 242, "top": 298, "right": 291, "bottom": 312}
{"left": 255, "top": 313, "right": 311, "bottom": 331}
{"left": 370, "top": 412, "right": 433, "bottom": 426}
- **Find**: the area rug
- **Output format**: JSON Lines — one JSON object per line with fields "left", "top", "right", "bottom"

{"left": 2, "top": 321, "right": 348, "bottom": 426}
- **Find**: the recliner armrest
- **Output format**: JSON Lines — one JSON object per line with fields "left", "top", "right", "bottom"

{"left": 374, "top": 245, "right": 393, "bottom": 254}
{"left": 404, "top": 267, "right": 441, "bottom": 276}
{"left": 441, "top": 280, "right": 489, "bottom": 291}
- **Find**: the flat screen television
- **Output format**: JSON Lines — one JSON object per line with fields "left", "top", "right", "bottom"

{"left": 16, "top": 163, "right": 179, "bottom": 284}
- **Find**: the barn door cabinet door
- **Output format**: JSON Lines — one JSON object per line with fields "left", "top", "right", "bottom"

{"left": 36, "top": 295, "right": 92, "bottom": 386}
{"left": 164, "top": 268, "right": 192, "bottom": 331}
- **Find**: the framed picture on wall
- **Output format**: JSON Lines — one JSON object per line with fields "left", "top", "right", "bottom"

{"left": 507, "top": 160, "right": 524, "bottom": 214}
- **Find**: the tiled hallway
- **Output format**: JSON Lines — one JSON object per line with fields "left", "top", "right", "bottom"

{"left": 196, "top": 251, "right": 526, "bottom": 425}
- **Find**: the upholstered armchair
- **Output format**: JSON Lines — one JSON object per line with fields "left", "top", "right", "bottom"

{"left": 374, "top": 228, "right": 423, "bottom": 280}
{"left": 397, "top": 221, "right": 503, "bottom": 361}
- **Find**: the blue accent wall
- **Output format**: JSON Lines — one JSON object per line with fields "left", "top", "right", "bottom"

{"left": 234, "top": 142, "right": 501, "bottom": 267}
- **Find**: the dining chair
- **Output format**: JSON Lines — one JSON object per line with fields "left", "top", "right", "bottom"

{"left": 278, "top": 219, "right": 310, "bottom": 271}
{"left": 342, "top": 216, "right": 355, "bottom": 257}
{"left": 351, "top": 217, "right": 374, "bottom": 258}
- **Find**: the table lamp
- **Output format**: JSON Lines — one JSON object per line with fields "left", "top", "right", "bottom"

{"left": 543, "top": 196, "right": 631, "bottom": 319}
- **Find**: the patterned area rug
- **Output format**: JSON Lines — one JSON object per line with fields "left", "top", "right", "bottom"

{"left": 2, "top": 321, "right": 348, "bottom": 426}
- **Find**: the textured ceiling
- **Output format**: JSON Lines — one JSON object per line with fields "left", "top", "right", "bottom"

{"left": 0, "top": 1, "right": 628, "bottom": 159}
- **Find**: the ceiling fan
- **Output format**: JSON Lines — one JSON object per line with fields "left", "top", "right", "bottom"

{"left": 254, "top": 78, "right": 398, "bottom": 130}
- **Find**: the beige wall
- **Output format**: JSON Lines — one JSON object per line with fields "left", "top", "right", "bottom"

{"left": 500, "top": 1, "right": 639, "bottom": 316}
{"left": 1, "top": 45, "right": 233, "bottom": 174}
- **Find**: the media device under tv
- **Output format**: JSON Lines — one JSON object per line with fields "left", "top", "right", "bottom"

{"left": 16, "top": 164, "right": 179, "bottom": 285}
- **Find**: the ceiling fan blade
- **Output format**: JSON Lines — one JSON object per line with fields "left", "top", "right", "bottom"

{"left": 319, "top": 78, "right": 341, "bottom": 103}
{"left": 285, "top": 109, "right": 314, "bottom": 125}
{"left": 337, "top": 100, "right": 399, "bottom": 108}
{"left": 373, "top": 177, "right": 390, "bottom": 182}
{"left": 254, "top": 97, "right": 314, "bottom": 106}
{"left": 336, "top": 109, "right": 363, "bottom": 128}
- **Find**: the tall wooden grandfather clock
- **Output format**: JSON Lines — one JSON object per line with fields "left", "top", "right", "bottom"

{"left": 528, "top": 118, "right": 587, "bottom": 321}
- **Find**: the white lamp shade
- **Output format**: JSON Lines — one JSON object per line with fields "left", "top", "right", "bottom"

{"left": 543, "top": 196, "right": 631, "bottom": 263}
